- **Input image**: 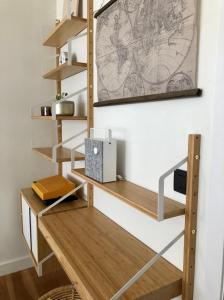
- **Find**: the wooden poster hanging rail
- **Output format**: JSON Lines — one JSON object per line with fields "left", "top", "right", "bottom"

{"left": 94, "top": 89, "right": 202, "bottom": 107}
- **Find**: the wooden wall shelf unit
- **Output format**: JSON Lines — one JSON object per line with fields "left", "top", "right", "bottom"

{"left": 32, "top": 115, "right": 87, "bottom": 121}
{"left": 43, "top": 61, "right": 87, "bottom": 81}
{"left": 39, "top": 207, "right": 183, "bottom": 300}
{"left": 33, "top": 147, "right": 85, "bottom": 163}
{"left": 43, "top": 16, "right": 87, "bottom": 48}
{"left": 20, "top": 1, "right": 201, "bottom": 300}
{"left": 72, "top": 168, "right": 185, "bottom": 220}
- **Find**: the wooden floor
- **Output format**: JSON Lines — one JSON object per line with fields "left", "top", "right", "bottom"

{"left": 0, "top": 267, "right": 70, "bottom": 300}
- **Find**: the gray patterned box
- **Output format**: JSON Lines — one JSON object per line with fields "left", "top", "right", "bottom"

{"left": 85, "top": 138, "right": 117, "bottom": 183}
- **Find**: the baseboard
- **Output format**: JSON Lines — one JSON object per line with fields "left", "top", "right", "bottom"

{"left": 0, "top": 255, "right": 33, "bottom": 277}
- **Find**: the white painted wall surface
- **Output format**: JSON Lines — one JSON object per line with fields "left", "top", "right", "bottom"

{"left": 56, "top": 0, "right": 224, "bottom": 299}
{"left": 0, "top": 0, "right": 56, "bottom": 275}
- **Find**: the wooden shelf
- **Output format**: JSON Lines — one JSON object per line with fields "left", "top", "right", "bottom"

{"left": 33, "top": 147, "right": 85, "bottom": 163}
{"left": 43, "top": 16, "right": 87, "bottom": 48}
{"left": 43, "top": 62, "right": 87, "bottom": 81}
{"left": 21, "top": 188, "right": 87, "bottom": 216}
{"left": 72, "top": 168, "right": 185, "bottom": 220}
{"left": 32, "top": 115, "right": 87, "bottom": 121}
{"left": 39, "top": 207, "right": 182, "bottom": 300}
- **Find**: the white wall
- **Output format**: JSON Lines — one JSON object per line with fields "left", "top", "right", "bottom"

{"left": 56, "top": 0, "right": 224, "bottom": 299}
{"left": 0, "top": 0, "right": 56, "bottom": 275}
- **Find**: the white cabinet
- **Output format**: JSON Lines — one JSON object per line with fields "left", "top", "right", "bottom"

{"left": 30, "top": 210, "right": 38, "bottom": 261}
{"left": 21, "top": 197, "right": 31, "bottom": 249}
{"left": 21, "top": 188, "right": 60, "bottom": 276}
{"left": 21, "top": 197, "right": 38, "bottom": 262}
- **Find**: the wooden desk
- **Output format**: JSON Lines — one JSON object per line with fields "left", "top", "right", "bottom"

{"left": 39, "top": 207, "right": 182, "bottom": 300}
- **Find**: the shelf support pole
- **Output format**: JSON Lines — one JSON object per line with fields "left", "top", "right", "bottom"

{"left": 183, "top": 134, "right": 201, "bottom": 300}
{"left": 87, "top": 0, "right": 94, "bottom": 207}
{"left": 55, "top": 20, "right": 62, "bottom": 176}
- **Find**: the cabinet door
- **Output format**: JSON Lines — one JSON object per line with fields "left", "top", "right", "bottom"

{"left": 21, "top": 197, "right": 31, "bottom": 249}
{"left": 30, "top": 210, "right": 38, "bottom": 262}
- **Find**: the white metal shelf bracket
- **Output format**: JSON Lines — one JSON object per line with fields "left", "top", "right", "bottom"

{"left": 71, "top": 142, "right": 85, "bottom": 170}
{"left": 66, "top": 0, "right": 72, "bottom": 20}
{"left": 38, "top": 181, "right": 87, "bottom": 218}
{"left": 52, "top": 128, "right": 87, "bottom": 162}
{"left": 37, "top": 252, "right": 55, "bottom": 277}
{"left": 157, "top": 157, "right": 188, "bottom": 222}
{"left": 110, "top": 230, "right": 185, "bottom": 300}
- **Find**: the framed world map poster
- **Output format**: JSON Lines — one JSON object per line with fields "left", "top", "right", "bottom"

{"left": 95, "top": 0, "right": 200, "bottom": 105}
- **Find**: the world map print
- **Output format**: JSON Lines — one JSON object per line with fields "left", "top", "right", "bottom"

{"left": 96, "top": 0, "right": 198, "bottom": 102}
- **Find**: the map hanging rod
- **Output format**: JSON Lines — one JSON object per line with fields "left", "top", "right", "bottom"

{"left": 94, "top": 89, "right": 203, "bottom": 107}
{"left": 94, "top": 0, "right": 118, "bottom": 18}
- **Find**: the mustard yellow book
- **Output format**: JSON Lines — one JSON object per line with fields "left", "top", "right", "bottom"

{"left": 32, "top": 175, "right": 76, "bottom": 200}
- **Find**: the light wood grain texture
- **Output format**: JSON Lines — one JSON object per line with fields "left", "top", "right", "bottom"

{"left": 21, "top": 188, "right": 87, "bottom": 217}
{"left": 32, "top": 115, "right": 87, "bottom": 121}
{"left": 39, "top": 207, "right": 182, "bottom": 300}
{"left": 0, "top": 267, "right": 70, "bottom": 300}
{"left": 72, "top": 168, "right": 185, "bottom": 220}
{"left": 43, "top": 17, "right": 87, "bottom": 48}
{"left": 32, "top": 147, "right": 85, "bottom": 163}
{"left": 183, "top": 135, "right": 201, "bottom": 300}
{"left": 56, "top": 33, "right": 63, "bottom": 176}
{"left": 87, "top": 0, "right": 94, "bottom": 207}
{"left": 43, "top": 62, "right": 87, "bottom": 81}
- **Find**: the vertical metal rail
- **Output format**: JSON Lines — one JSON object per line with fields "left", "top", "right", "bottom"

{"left": 183, "top": 134, "right": 201, "bottom": 300}
{"left": 87, "top": 0, "right": 94, "bottom": 207}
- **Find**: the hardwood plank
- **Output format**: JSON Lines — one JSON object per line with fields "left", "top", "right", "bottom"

{"left": 43, "top": 62, "right": 87, "bottom": 81}
{"left": 183, "top": 135, "right": 201, "bottom": 300}
{"left": 32, "top": 115, "right": 87, "bottom": 121}
{"left": 94, "top": 89, "right": 202, "bottom": 107}
{"left": 72, "top": 169, "right": 185, "bottom": 220}
{"left": 21, "top": 188, "right": 87, "bottom": 216}
{"left": 32, "top": 147, "right": 85, "bottom": 163}
{"left": 39, "top": 208, "right": 182, "bottom": 300}
{"left": 0, "top": 268, "right": 70, "bottom": 300}
{"left": 43, "top": 16, "right": 87, "bottom": 48}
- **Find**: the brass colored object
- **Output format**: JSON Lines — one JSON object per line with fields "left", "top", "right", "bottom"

{"left": 55, "top": 101, "right": 75, "bottom": 116}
